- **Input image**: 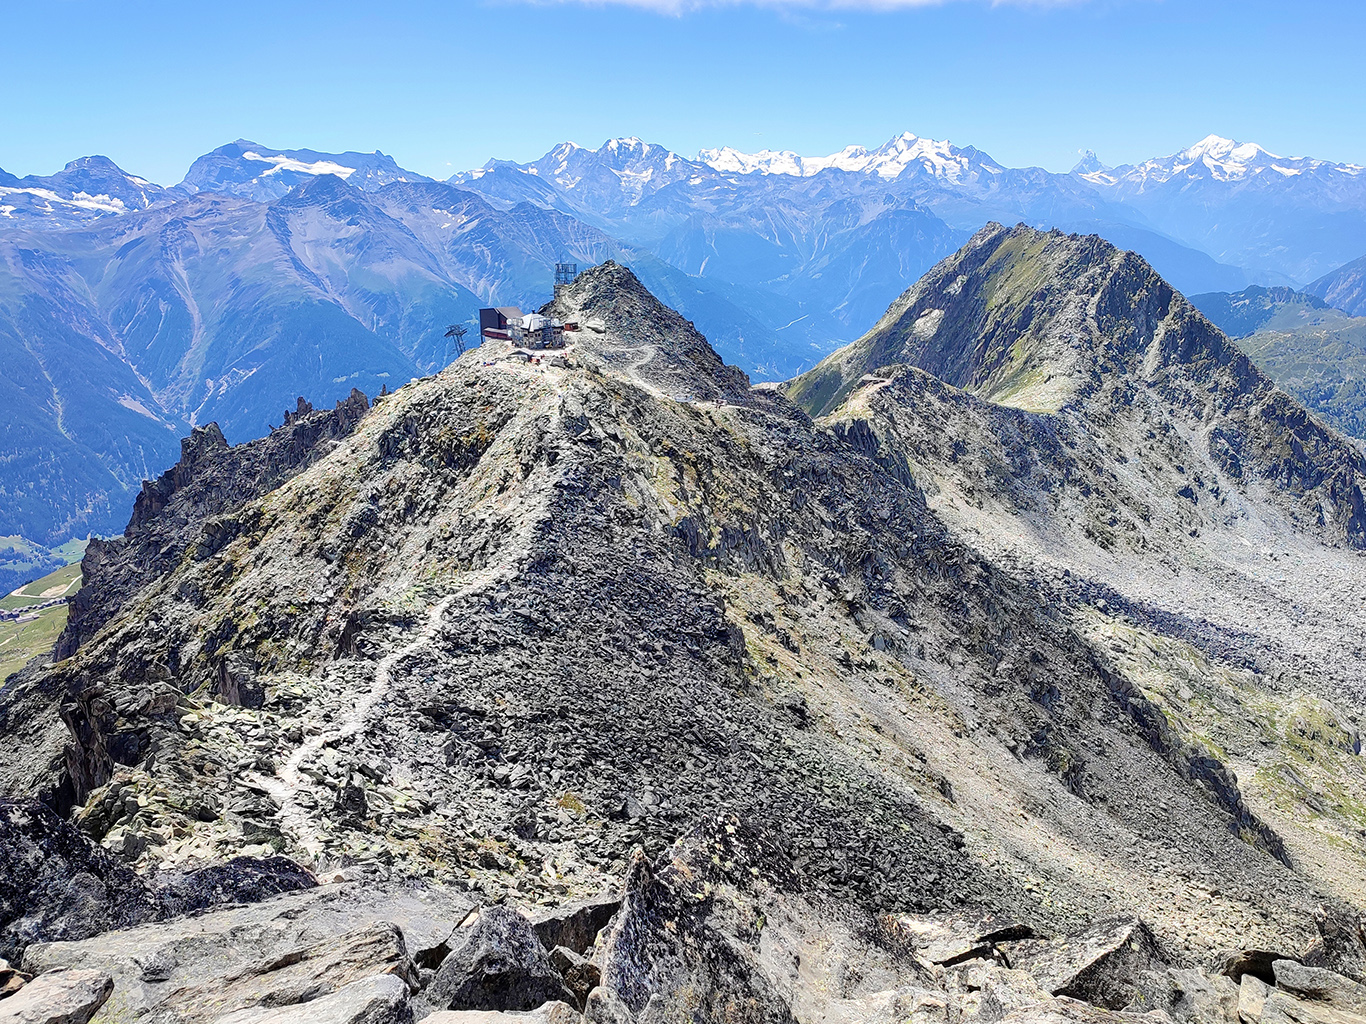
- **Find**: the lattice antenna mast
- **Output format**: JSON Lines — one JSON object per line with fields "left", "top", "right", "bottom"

{"left": 444, "top": 323, "right": 469, "bottom": 361}
{"left": 554, "top": 262, "right": 578, "bottom": 299}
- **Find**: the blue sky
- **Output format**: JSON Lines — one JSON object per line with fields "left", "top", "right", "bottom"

{"left": 1, "top": 0, "right": 1362, "bottom": 184}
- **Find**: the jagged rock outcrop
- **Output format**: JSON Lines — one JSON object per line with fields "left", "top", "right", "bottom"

{"left": 425, "top": 907, "right": 574, "bottom": 1013}
{"left": 1306, "top": 906, "right": 1366, "bottom": 984}
{"left": 57, "top": 389, "right": 371, "bottom": 659}
{"left": 155, "top": 855, "right": 318, "bottom": 916}
{"left": 0, "top": 801, "right": 161, "bottom": 962}
{"left": 0, "top": 798, "right": 317, "bottom": 964}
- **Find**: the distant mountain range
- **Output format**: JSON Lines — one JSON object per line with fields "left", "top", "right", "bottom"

{"left": 3, "top": 130, "right": 1366, "bottom": 584}
{"left": 1191, "top": 285, "right": 1366, "bottom": 443}
{"left": 1073, "top": 136, "right": 1366, "bottom": 284}
{"left": 455, "top": 134, "right": 1258, "bottom": 313}
{"left": 457, "top": 131, "right": 1366, "bottom": 290}
{"left": 1188, "top": 285, "right": 1333, "bottom": 339}
{"left": 1309, "top": 252, "right": 1366, "bottom": 316}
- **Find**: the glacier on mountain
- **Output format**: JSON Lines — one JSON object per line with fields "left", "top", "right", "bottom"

{"left": 698, "top": 131, "right": 1003, "bottom": 182}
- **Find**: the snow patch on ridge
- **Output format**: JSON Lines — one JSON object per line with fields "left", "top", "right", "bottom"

{"left": 116, "top": 394, "right": 164, "bottom": 421}
{"left": 0, "top": 186, "right": 130, "bottom": 214}
{"left": 242, "top": 151, "right": 359, "bottom": 179}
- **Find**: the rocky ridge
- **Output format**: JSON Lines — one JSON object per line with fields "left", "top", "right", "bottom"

{"left": 58, "top": 390, "right": 372, "bottom": 660}
{"left": 3, "top": 248, "right": 1366, "bottom": 1023}
{"left": 789, "top": 225, "right": 1366, "bottom": 913}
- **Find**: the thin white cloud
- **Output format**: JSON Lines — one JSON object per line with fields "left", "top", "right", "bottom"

{"left": 529, "top": 0, "right": 1089, "bottom": 12}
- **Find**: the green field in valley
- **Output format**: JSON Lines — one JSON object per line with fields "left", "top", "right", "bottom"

{"left": 0, "top": 561, "right": 83, "bottom": 681}
{"left": 1, "top": 561, "right": 83, "bottom": 610}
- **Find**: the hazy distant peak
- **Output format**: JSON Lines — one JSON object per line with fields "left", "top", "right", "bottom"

{"left": 1071, "top": 149, "right": 1109, "bottom": 176}
{"left": 178, "top": 141, "right": 431, "bottom": 202}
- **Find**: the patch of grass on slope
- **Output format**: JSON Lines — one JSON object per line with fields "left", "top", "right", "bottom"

{"left": 1240, "top": 309, "right": 1366, "bottom": 442}
{"left": 1084, "top": 611, "right": 1366, "bottom": 896}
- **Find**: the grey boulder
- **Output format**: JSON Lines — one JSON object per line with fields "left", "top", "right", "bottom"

{"left": 1215, "top": 951, "right": 1300, "bottom": 987}
{"left": 896, "top": 913, "right": 1033, "bottom": 967}
{"left": 423, "top": 1003, "right": 581, "bottom": 1024}
{"left": 20, "top": 883, "right": 460, "bottom": 1024}
{"left": 1257, "top": 993, "right": 1365, "bottom": 1024}
{"left": 427, "top": 907, "right": 574, "bottom": 1012}
{"left": 547, "top": 947, "right": 599, "bottom": 1008}
{"left": 1239, "top": 974, "right": 1270, "bottom": 1024}
{"left": 1271, "top": 960, "right": 1366, "bottom": 1015}
{"left": 1141, "top": 968, "right": 1239, "bottom": 1024}
{"left": 529, "top": 899, "right": 619, "bottom": 957}
{"left": 0, "top": 969, "right": 112, "bottom": 1024}
{"left": 1019, "top": 917, "right": 1163, "bottom": 1011}
{"left": 212, "top": 973, "right": 414, "bottom": 1024}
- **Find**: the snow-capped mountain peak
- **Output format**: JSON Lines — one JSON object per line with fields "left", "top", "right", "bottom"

{"left": 1184, "top": 133, "right": 1265, "bottom": 161}
{"left": 596, "top": 137, "right": 683, "bottom": 171}
{"left": 1103, "top": 135, "right": 1366, "bottom": 187}
{"left": 1173, "top": 134, "right": 1277, "bottom": 179}
{"left": 1071, "top": 150, "right": 1109, "bottom": 176}
{"left": 697, "top": 144, "right": 870, "bottom": 177}
{"left": 452, "top": 137, "right": 704, "bottom": 207}
{"left": 698, "top": 146, "right": 804, "bottom": 176}
{"left": 0, "top": 154, "right": 165, "bottom": 226}
{"left": 698, "top": 131, "right": 1001, "bottom": 183}
{"left": 864, "top": 131, "right": 1002, "bottom": 182}
{"left": 178, "top": 141, "right": 431, "bottom": 202}
{"left": 524, "top": 142, "right": 586, "bottom": 179}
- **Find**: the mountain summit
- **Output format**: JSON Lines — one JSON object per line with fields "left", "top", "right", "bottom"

{"left": 0, "top": 154, "right": 163, "bottom": 228}
{"left": 177, "top": 140, "right": 431, "bottom": 202}
{"left": 790, "top": 222, "right": 1366, "bottom": 549}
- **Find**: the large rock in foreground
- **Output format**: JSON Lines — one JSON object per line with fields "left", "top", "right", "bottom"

{"left": 212, "top": 973, "right": 414, "bottom": 1024}
{"left": 1019, "top": 917, "right": 1163, "bottom": 1010}
{"left": 0, "top": 968, "right": 112, "bottom": 1024}
{"left": 0, "top": 802, "right": 160, "bottom": 962}
{"left": 21, "top": 882, "right": 470, "bottom": 1024}
{"left": 426, "top": 907, "right": 575, "bottom": 1013}
{"left": 4, "top": 818, "right": 1358, "bottom": 1024}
